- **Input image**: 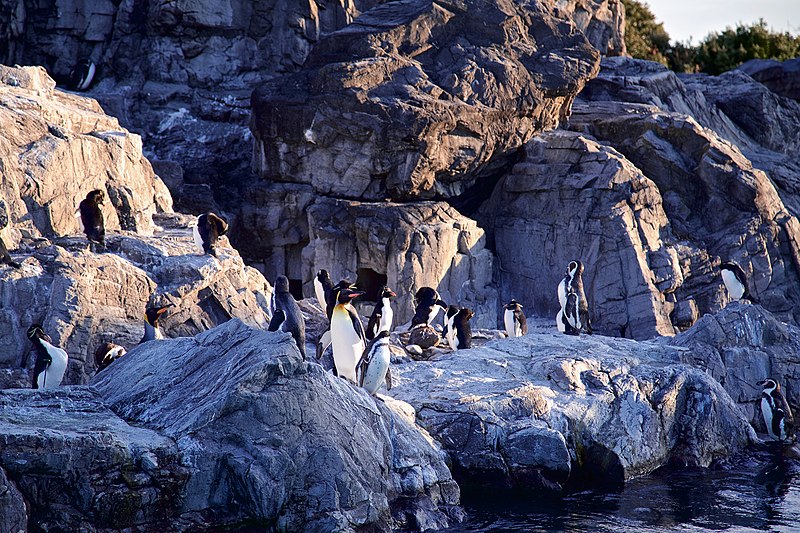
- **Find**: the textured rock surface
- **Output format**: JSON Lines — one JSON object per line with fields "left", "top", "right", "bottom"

{"left": 251, "top": 0, "right": 600, "bottom": 201}
{"left": 0, "top": 465, "right": 26, "bottom": 533}
{"left": 389, "top": 322, "right": 757, "bottom": 492}
{"left": 93, "top": 319, "right": 462, "bottom": 531}
{"left": 542, "top": 0, "right": 625, "bottom": 56}
{"left": 738, "top": 57, "right": 800, "bottom": 102}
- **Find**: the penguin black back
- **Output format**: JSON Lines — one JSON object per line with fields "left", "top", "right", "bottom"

{"left": 366, "top": 286, "right": 396, "bottom": 340}
{"left": 270, "top": 275, "right": 306, "bottom": 358}
{"left": 566, "top": 260, "right": 592, "bottom": 335}
{"left": 411, "top": 287, "right": 447, "bottom": 327}
{"left": 69, "top": 59, "right": 96, "bottom": 91}
{"left": 453, "top": 308, "right": 474, "bottom": 350}
{"left": 759, "top": 378, "right": 795, "bottom": 442}
{"left": 196, "top": 212, "right": 229, "bottom": 257}
{"left": 314, "top": 269, "right": 334, "bottom": 311}
{"left": 504, "top": 299, "right": 527, "bottom": 337}
{"left": 27, "top": 324, "right": 68, "bottom": 389}
{"left": 79, "top": 189, "right": 106, "bottom": 250}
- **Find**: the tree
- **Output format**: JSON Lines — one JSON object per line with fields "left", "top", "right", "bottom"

{"left": 621, "top": 0, "right": 671, "bottom": 66}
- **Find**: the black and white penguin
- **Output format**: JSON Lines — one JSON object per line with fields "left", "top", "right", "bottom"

{"left": 562, "top": 260, "right": 592, "bottom": 335}
{"left": 449, "top": 307, "right": 474, "bottom": 351}
{"left": 411, "top": 287, "right": 448, "bottom": 327}
{"left": 78, "top": 189, "right": 106, "bottom": 252}
{"left": 268, "top": 275, "right": 306, "bottom": 359}
{"left": 356, "top": 330, "right": 393, "bottom": 395}
{"left": 504, "top": 299, "right": 527, "bottom": 338}
{"left": 443, "top": 304, "right": 460, "bottom": 349}
{"left": 95, "top": 342, "right": 126, "bottom": 373}
{"left": 721, "top": 261, "right": 754, "bottom": 302}
{"left": 69, "top": 59, "right": 96, "bottom": 91}
{"left": 0, "top": 236, "right": 20, "bottom": 268}
{"left": 141, "top": 304, "right": 171, "bottom": 343}
{"left": 193, "top": 212, "right": 229, "bottom": 257}
{"left": 330, "top": 285, "right": 366, "bottom": 382}
{"left": 27, "top": 324, "right": 68, "bottom": 389}
{"left": 313, "top": 269, "right": 334, "bottom": 312}
{"left": 316, "top": 279, "right": 356, "bottom": 363}
{"left": 366, "top": 286, "right": 396, "bottom": 340}
{"left": 759, "top": 378, "right": 795, "bottom": 442}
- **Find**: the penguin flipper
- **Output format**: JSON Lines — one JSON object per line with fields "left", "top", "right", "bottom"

{"left": 385, "top": 367, "right": 393, "bottom": 391}
{"left": 268, "top": 309, "right": 285, "bottom": 332}
{"left": 316, "top": 330, "right": 332, "bottom": 360}
{"left": 366, "top": 309, "right": 381, "bottom": 341}
{"left": 348, "top": 306, "right": 366, "bottom": 343}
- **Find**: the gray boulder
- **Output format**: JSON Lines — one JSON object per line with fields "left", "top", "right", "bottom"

{"left": 738, "top": 57, "right": 800, "bottom": 102}
{"left": 0, "top": 465, "right": 26, "bottom": 533}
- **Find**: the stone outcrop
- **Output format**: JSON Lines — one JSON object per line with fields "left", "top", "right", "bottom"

{"left": 738, "top": 57, "right": 800, "bottom": 102}
{"left": 542, "top": 0, "right": 626, "bottom": 57}
{"left": 389, "top": 318, "right": 757, "bottom": 492}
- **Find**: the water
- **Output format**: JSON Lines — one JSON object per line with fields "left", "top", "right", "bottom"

{"left": 447, "top": 450, "right": 800, "bottom": 532}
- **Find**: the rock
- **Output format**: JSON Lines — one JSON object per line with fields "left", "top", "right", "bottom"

{"left": 542, "top": 0, "right": 626, "bottom": 56}
{"left": 251, "top": 0, "right": 600, "bottom": 201}
{"left": 738, "top": 57, "right": 800, "bottom": 102}
{"left": 92, "top": 319, "right": 462, "bottom": 531}
{"left": 406, "top": 344, "right": 424, "bottom": 356}
{"left": 409, "top": 326, "right": 441, "bottom": 351}
{"left": 389, "top": 327, "right": 756, "bottom": 492}
{"left": 0, "top": 465, "right": 26, "bottom": 533}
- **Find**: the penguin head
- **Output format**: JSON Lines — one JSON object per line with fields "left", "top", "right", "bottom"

{"left": 337, "top": 286, "right": 365, "bottom": 304}
{"left": 414, "top": 286, "right": 438, "bottom": 307}
{"left": 317, "top": 269, "right": 331, "bottom": 283}
{"left": 375, "top": 330, "right": 391, "bottom": 341}
{"left": 145, "top": 304, "right": 172, "bottom": 326}
{"left": 758, "top": 378, "right": 779, "bottom": 393}
{"left": 26, "top": 324, "right": 51, "bottom": 344}
{"left": 505, "top": 299, "right": 523, "bottom": 311}
{"left": 275, "top": 275, "right": 290, "bottom": 294}
{"left": 208, "top": 212, "right": 228, "bottom": 236}
{"left": 568, "top": 260, "right": 583, "bottom": 277}
{"left": 446, "top": 304, "right": 460, "bottom": 318}
{"left": 86, "top": 189, "right": 105, "bottom": 206}
{"left": 380, "top": 286, "right": 397, "bottom": 299}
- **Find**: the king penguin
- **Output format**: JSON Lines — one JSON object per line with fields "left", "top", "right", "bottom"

{"left": 314, "top": 269, "right": 334, "bottom": 312}
{"left": 366, "top": 286, "right": 396, "bottom": 340}
{"left": 95, "top": 342, "right": 127, "bottom": 373}
{"left": 78, "top": 189, "right": 106, "bottom": 252}
{"left": 268, "top": 275, "right": 306, "bottom": 359}
{"left": 330, "top": 285, "right": 366, "bottom": 382}
{"left": 356, "top": 330, "right": 393, "bottom": 395}
{"left": 759, "top": 378, "right": 795, "bottom": 442}
{"left": 69, "top": 59, "right": 96, "bottom": 91}
{"left": 504, "top": 299, "right": 527, "bottom": 338}
{"left": 141, "top": 304, "right": 172, "bottom": 343}
{"left": 721, "top": 261, "right": 755, "bottom": 302}
{"left": 411, "top": 287, "right": 448, "bottom": 327}
{"left": 27, "top": 324, "right": 68, "bottom": 389}
{"left": 449, "top": 307, "right": 474, "bottom": 351}
{"left": 562, "top": 260, "right": 592, "bottom": 335}
{"left": 193, "top": 212, "right": 229, "bottom": 257}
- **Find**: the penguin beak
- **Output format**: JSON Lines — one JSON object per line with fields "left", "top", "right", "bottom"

{"left": 387, "top": 290, "right": 397, "bottom": 298}
{"left": 156, "top": 304, "right": 173, "bottom": 316}
{"left": 346, "top": 290, "right": 365, "bottom": 300}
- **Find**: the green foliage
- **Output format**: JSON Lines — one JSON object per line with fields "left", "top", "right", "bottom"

{"left": 621, "top": 0, "right": 670, "bottom": 66}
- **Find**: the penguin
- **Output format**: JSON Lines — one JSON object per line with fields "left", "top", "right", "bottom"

{"left": 556, "top": 263, "right": 577, "bottom": 335}
{"left": 443, "top": 304, "right": 460, "bottom": 350}
{"left": 759, "top": 378, "right": 795, "bottom": 442}
{"left": 95, "top": 342, "right": 126, "bottom": 373}
{"left": 141, "top": 304, "right": 172, "bottom": 343}
{"left": 411, "top": 287, "right": 448, "bottom": 327}
{"left": 504, "top": 299, "right": 527, "bottom": 338}
{"left": 721, "top": 261, "right": 755, "bottom": 302}
{"left": 330, "top": 285, "right": 366, "bottom": 382}
{"left": 78, "top": 189, "right": 106, "bottom": 252}
{"left": 556, "top": 308, "right": 574, "bottom": 334}
{"left": 314, "top": 269, "right": 334, "bottom": 312}
{"left": 316, "top": 279, "right": 356, "bottom": 364}
{"left": 356, "top": 330, "right": 393, "bottom": 395}
{"left": 27, "top": 324, "right": 68, "bottom": 389}
{"left": 449, "top": 307, "right": 474, "bottom": 351}
{"left": 69, "top": 59, "right": 96, "bottom": 91}
{"left": 366, "top": 286, "right": 396, "bottom": 340}
{"left": 193, "top": 212, "right": 229, "bottom": 257}
{"left": 0, "top": 236, "right": 20, "bottom": 268}
{"left": 562, "top": 260, "right": 592, "bottom": 335}
{"left": 268, "top": 275, "right": 306, "bottom": 359}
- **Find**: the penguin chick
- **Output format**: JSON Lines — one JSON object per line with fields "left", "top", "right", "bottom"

{"left": 356, "top": 330, "right": 392, "bottom": 395}
{"left": 504, "top": 299, "right": 527, "bottom": 338}
{"left": 759, "top": 378, "right": 795, "bottom": 442}
{"left": 268, "top": 275, "right": 306, "bottom": 359}
{"left": 366, "top": 286, "right": 396, "bottom": 340}
{"left": 78, "top": 189, "right": 106, "bottom": 252}
{"left": 141, "top": 303, "right": 172, "bottom": 343}
{"left": 411, "top": 287, "right": 447, "bottom": 327}
{"left": 27, "top": 324, "right": 68, "bottom": 389}
{"left": 193, "top": 212, "right": 229, "bottom": 257}
{"left": 95, "top": 342, "right": 126, "bottom": 373}
{"left": 449, "top": 307, "right": 474, "bottom": 351}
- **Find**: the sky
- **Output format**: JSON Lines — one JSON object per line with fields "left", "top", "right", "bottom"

{"left": 645, "top": 0, "right": 800, "bottom": 44}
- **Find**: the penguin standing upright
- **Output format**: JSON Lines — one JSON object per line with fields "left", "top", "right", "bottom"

{"left": 758, "top": 378, "right": 795, "bottom": 442}
{"left": 504, "top": 300, "right": 527, "bottom": 338}
{"left": 95, "top": 342, "right": 126, "bottom": 373}
{"left": 69, "top": 59, "right": 96, "bottom": 91}
{"left": 721, "top": 261, "right": 755, "bottom": 302}
{"left": 78, "top": 189, "right": 106, "bottom": 252}
{"left": 449, "top": 308, "right": 474, "bottom": 351}
{"left": 411, "top": 287, "right": 448, "bottom": 327}
{"left": 141, "top": 304, "right": 172, "bottom": 343}
{"left": 443, "top": 304, "right": 460, "bottom": 349}
{"left": 314, "top": 269, "right": 334, "bottom": 312}
{"left": 330, "top": 286, "right": 366, "bottom": 382}
{"left": 557, "top": 261, "right": 579, "bottom": 335}
{"left": 27, "top": 324, "right": 68, "bottom": 389}
{"left": 356, "top": 330, "right": 393, "bottom": 395}
{"left": 268, "top": 275, "right": 306, "bottom": 359}
{"left": 366, "top": 286, "right": 396, "bottom": 340}
{"left": 562, "top": 260, "right": 592, "bottom": 335}
{"left": 193, "top": 212, "right": 229, "bottom": 257}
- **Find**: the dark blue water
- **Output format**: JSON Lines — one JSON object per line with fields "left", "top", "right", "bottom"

{"left": 447, "top": 450, "right": 800, "bottom": 532}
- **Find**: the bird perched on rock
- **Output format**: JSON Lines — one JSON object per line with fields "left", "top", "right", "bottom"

{"left": 314, "top": 269, "right": 334, "bottom": 313}
{"left": 411, "top": 287, "right": 447, "bottom": 327}
{"left": 141, "top": 304, "right": 172, "bottom": 343}
{"left": 78, "top": 189, "right": 106, "bottom": 252}
{"left": 268, "top": 275, "right": 306, "bottom": 359}
{"left": 448, "top": 307, "right": 474, "bottom": 351}
{"left": 95, "top": 342, "right": 126, "bottom": 373}
{"left": 504, "top": 299, "right": 527, "bottom": 338}
{"left": 366, "top": 286, "right": 396, "bottom": 340}
{"left": 356, "top": 330, "right": 392, "bottom": 395}
{"left": 69, "top": 59, "right": 96, "bottom": 91}
{"left": 27, "top": 324, "right": 68, "bottom": 389}
{"left": 759, "top": 378, "right": 795, "bottom": 443}
{"left": 443, "top": 304, "right": 460, "bottom": 349}
{"left": 193, "top": 212, "right": 228, "bottom": 257}
{"left": 316, "top": 278, "right": 356, "bottom": 361}
{"left": 721, "top": 261, "right": 756, "bottom": 303}
{"left": 330, "top": 285, "right": 366, "bottom": 382}
{"left": 561, "top": 260, "right": 592, "bottom": 335}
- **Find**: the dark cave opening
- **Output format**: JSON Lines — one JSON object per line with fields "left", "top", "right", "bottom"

{"left": 288, "top": 278, "right": 304, "bottom": 301}
{"left": 355, "top": 268, "right": 388, "bottom": 302}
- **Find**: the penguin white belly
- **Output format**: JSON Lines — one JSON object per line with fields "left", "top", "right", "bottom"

{"left": 446, "top": 315, "right": 458, "bottom": 350}
{"left": 192, "top": 225, "right": 205, "bottom": 253}
{"left": 378, "top": 299, "right": 393, "bottom": 334}
{"left": 314, "top": 278, "right": 326, "bottom": 311}
{"left": 722, "top": 270, "right": 745, "bottom": 300}
{"left": 331, "top": 308, "right": 364, "bottom": 382}
{"left": 427, "top": 305, "right": 443, "bottom": 325}
{"left": 761, "top": 396, "right": 776, "bottom": 439}
{"left": 504, "top": 309, "right": 516, "bottom": 338}
{"left": 558, "top": 279, "right": 567, "bottom": 309}
{"left": 38, "top": 340, "right": 68, "bottom": 389}
{"left": 361, "top": 344, "right": 391, "bottom": 395}
{"left": 78, "top": 62, "right": 96, "bottom": 90}
{"left": 556, "top": 309, "right": 566, "bottom": 333}
{"left": 75, "top": 209, "right": 85, "bottom": 233}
